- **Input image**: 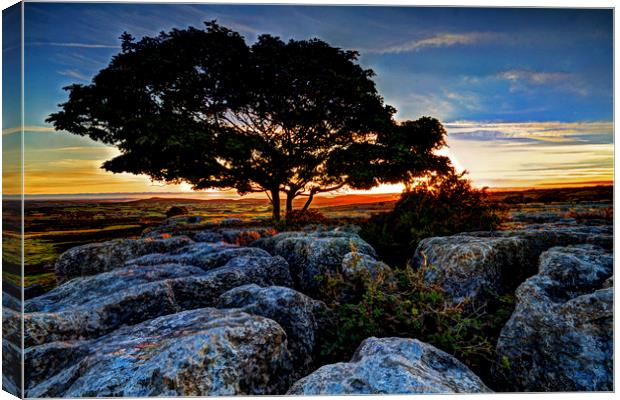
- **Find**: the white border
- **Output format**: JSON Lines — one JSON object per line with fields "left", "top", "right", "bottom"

{"left": 0, "top": 2, "right": 616, "bottom": 400}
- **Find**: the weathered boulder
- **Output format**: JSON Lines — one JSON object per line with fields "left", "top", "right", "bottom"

{"left": 127, "top": 242, "right": 272, "bottom": 271}
{"left": 341, "top": 252, "right": 391, "bottom": 280}
{"left": 412, "top": 224, "right": 613, "bottom": 307}
{"left": 217, "top": 284, "right": 331, "bottom": 375}
{"left": 27, "top": 308, "right": 294, "bottom": 397}
{"left": 495, "top": 244, "right": 613, "bottom": 391}
{"left": 2, "top": 301, "right": 22, "bottom": 394}
{"left": 1, "top": 306, "right": 21, "bottom": 350}
{"left": 55, "top": 236, "right": 194, "bottom": 283}
{"left": 2, "top": 291, "right": 21, "bottom": 311}
{"left": 2, "top": 338, "right": 21, "bottom": 397}
{"left": 19, "top": 256, "right": 292, "bottom": 346}
{"left": 2, "top": 296, "right": 22, "bottom": 396}
{"left": 25, "top": 340, "right": 90, "bottom": 392}
{"left": 255, "top": 230, "right": 377, "bottom": 296}
{"left": 413, "top": 235, "right": 531, "bottom": 306}
{"left": 287, "top": 337, "right": 491, "bottom": 394}
{"left": 462, "top": 224, "right": 613, "bottom": 252}
{"left": 26, "top": 263, "right": 204, "bottom": 313}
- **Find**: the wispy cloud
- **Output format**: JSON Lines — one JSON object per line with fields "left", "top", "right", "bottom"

{"left": 393, "top": 88, "right": 483, "bottom": 121}
{"left": 2, "top": 125, "right": 56, "bottom": 136}
{"left": 58, "top": 69, "right": 90, "bottom": 81}
{"left": 28, "top": 41, "right": 120, "bottom": 49}
{"left": 395, "top": 92, "right": 455, "bottom": 121}
{"left": 57, "top": 52, "right": 108, "bottom": 69}
{"left": 445, "top": 120, "right": 613, "bottom": 144}
{"left": 34, "top": 146, "right": 109, "bottom": 153}
{"left": 498, "top": 70, "right": 568, "bottom": 85}
{"left": 369, "top": 32, "right": 496, "bottom": 54}
{"left": 497, "top": 69, "right": 589, "bottom": 96}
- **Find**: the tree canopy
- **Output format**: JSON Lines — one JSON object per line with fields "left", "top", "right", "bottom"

{"left": 47, "top": 21, "right": 452, "bottom": 220}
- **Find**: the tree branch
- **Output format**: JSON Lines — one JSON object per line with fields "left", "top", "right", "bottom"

{"left": 300, "top": 182, "right": 347, "bottom": 212}
{"left": 314, "top": 182, "right": 347, "bottom": 193}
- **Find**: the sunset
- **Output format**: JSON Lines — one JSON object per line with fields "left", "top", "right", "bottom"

{"left": 2, "top": 4, "right": 613, "bottom": 195}
{"left": 2, "top": 2, "right": 614, "bottom": 398}
{"left": 3, "top": 120, "right": 614, "bottom": 195}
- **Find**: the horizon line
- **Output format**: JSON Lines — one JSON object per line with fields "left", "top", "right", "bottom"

{"left": 3, "top": 181, "right": 614, "bottom": 201}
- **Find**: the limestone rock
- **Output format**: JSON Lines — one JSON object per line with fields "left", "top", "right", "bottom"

{"left": 21, "top": 256, "right": 292, "bottom": 346}
{"left": 217, "top": 284, "right": 331, "bottom": 374}
{"left": 255, "top": 230, "right": 377, "bottom": 296}
{"left": 341, "top": 252, "right": 391, "bottom": 280}
{"left": 495, "top": 244, "right": 613, "bottom": 391}
{"left": 27, "top": 308, "right": 293, "bottom": 397}
{"left": 128, "top": 242, "right": 273, "bottom": 270}
{"left": 2, "top": 337, "right": 22, "bottom": 397}
{"left": 412, "top": 224, "right": 613, "bottom": 307}
{"left": 413, "top": 235, "right": 531, "bottom": 306}
{"left": 287, "top": 337, "right": 491, "bottom": 394}
{"left": 55, "top": 236, "right": 193, "bottom": 283}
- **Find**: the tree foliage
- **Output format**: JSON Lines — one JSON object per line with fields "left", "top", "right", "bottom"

{"left": 47, "top": 21, "right": 451, "bottom": 220}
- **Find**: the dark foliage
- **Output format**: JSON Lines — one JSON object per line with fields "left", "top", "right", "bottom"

{"left": 316, "top": 263, "right": 511, "bottom": 383}
{"left": 501, "top": 194, "right": 535, "bottom": 204}
{"left": 47, "top": 21, "right": 451, "bottom": 221}
{"left": 361, "top": 171, "right": 502, "bottom": 266}
{"left": 284, "top": 209, "right": 327, "bottom": 226}
{"left": 165, "top": 206, "right": 189, "bottom": 218}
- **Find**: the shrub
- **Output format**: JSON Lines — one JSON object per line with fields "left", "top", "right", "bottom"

{"left": 165, "top": 206, "right": 189, "bottom": 218}
{"left": 361, "top": 171, "right": 502, "bottom": 266}
{"left": 284, "top": 209, "right": 327, "bottom": 226}
{"left": 317, "top": 262, "right": 501, "bottom": 378}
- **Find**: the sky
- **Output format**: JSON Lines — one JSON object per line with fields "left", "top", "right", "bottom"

{"left": 2, "top": 3, "right": 614, "bottom": 195}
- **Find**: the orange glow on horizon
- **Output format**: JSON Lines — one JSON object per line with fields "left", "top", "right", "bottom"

{"left": 2, "top": 119, "right": 613, "bottom": 196}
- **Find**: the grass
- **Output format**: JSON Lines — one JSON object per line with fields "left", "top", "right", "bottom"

{"left": 3, "top": 270, "right": 57, "bottom": 290}
{"left": 24, "top": 238, "right": 58, "bottom": 266}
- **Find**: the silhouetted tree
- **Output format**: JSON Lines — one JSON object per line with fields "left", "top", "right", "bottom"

{"left": 47, "top": 21, "right": 451, "bottom": 220}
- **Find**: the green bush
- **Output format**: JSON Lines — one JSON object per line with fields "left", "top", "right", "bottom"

{"left": 361, "top": 171, "right": 502, "bottom": 266}
{"left": 317, "top": 263, "right": 503, "bottom": 377}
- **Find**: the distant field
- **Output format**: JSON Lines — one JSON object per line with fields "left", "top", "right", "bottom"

{"left": 2, "top": 185, "right": 612, "bottom": 293}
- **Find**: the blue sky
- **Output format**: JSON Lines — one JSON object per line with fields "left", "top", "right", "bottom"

{"left": 3, "top": 3, "right": 614, "bottom": 193}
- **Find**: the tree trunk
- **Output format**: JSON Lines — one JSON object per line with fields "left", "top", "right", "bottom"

{"left": 271, "top": 189, "right": 281, "bottom": 221}
{"left": 285, "top": 192, "right": 294, "bottom": 215}
{"left": 302, "top": 190, "right": 316, "bottom": 212}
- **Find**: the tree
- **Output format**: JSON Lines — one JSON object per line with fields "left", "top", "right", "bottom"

{"left": 47, "top": 21, "right": 451, "bottom": 220}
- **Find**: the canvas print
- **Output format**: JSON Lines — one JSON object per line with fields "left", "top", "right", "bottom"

{"left": 1, "top": 2, "right": 614, "bottom": 397}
